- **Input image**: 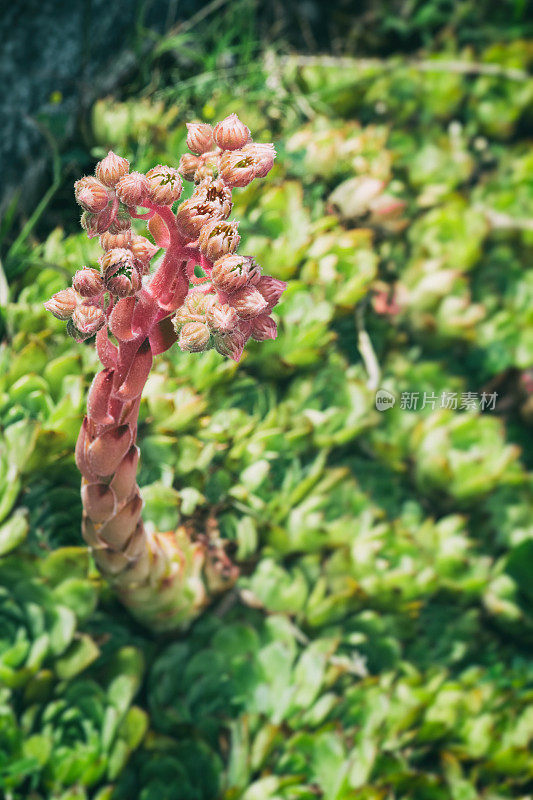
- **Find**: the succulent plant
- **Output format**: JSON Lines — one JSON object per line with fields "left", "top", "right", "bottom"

{"left": 43, "top": 117, "right": 285, "bottom": 632}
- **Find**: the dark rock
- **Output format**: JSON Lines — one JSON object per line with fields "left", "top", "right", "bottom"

{"left": 0, "top": 0, "right": 183, "bottom": 214}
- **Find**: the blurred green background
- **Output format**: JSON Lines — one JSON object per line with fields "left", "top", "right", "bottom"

{"left": 1, "top": 1, "right": 532, "bottom": 798}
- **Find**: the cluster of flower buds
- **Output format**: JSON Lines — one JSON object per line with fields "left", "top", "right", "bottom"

{"left": 46, "top": 149, "right": 186, "bottom": 339}
{"left": 44, "top": 234, "right": 154, "bottom": 340}
{"left": 44, "top": 286, "right": 105, "bottom": 341}
{"left": 46, "top": 113, "right": 285, "bottom": 360}
{"left": 170, "top": 115, "right": 284, "bottom": 360}
{"left": 178, "top": 114, "right": 276, "bottom": 187}
{"left": 172, "top": 254, "right": 285, "bottom": 361}
{"left": 76, "top": 151, "right": 184, "bottom": 241}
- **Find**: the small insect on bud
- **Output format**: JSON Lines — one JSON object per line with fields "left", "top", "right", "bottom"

{"left": 44, "top": 287, "right": 79, "bottom": 320}
{"left": 146, "top": 165, "right": 183, "bottom": 205}
{"left": 74, "top": 176, "right": 109, "bottom": 213}
{"left": 178, "top": 153, "right": 201, "bottom": 182}
{"left": 115, "top": 171, "right": 150, "bottom": 206}
{"left": 211, "top": 254, "right": 260, "bottom": 293}
{"left": 242, "top": 142, "right": 276, "bottom": 178}
{"left": 186, "top": 122, "right": 214, "bottom": 155}
{"left": 73, "top": 268, "right": 105, "bottom": 298}
{"left": 131, "top": 235, "right": 158, "bottom": 268}
{"left": 213, "top": 329, "right": 246, "bottom": 361}
{"left": 198, "top": 218, "right": 240, "bottom": 261}
{"left": 229, "top": 285, "right": 268, "bottom": 320}
{"left": 101, "top": 248, "right": 141, "bottom": 298}
{"left": 213, "top": 114, "right": 251, "bottom": 151}
{"left": 256, "top": 276, "right": 287, "bottom": 309}
{"left": 251, "top": 314, "right": 277, "bottom": 340}
{"left": 192, "top": 178, "right": 232, "bottom": 218}
{"left": 100, "top": 230, "right": 132, "bottom": 250}
{"left": 219, "top": 151, "right": 256, "bottom": 188}
{"left": 178, "top": 321, "right": 211, "bottom": 353}
{"left": 95, "top": 151, "right": 130, "bottom": 188}
{"left": 175, "top": 200, "right": 221, "bottom": 241}
{"left": 108, "top": 207, "right": 132, "bottom": 234}
{"left": 206, "top": 302, "right": 238, "bottom": 334}
{"left": 72, "top": 303, "right": 105, "bottom": 336}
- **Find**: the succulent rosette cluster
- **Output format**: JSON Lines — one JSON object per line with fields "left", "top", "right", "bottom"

{"left": 43, "top": 115, "right": 285, "bottom": 631}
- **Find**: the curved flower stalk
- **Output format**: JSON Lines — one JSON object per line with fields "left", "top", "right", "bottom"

{"left": 44, "top": 115, "right": 286, "bottom": 632}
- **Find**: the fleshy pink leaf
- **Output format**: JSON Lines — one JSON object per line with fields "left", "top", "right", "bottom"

{"left": 149, "top": 316, "right": 179, "bottom": 355}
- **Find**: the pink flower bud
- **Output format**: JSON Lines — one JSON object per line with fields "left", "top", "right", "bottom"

{"left": 172, "top": 307, "right": 192, "bottom": 332}
{"left": 186, "top": 122, "right": 214, "bottom": 154}
{"left": 131, "top": 234, "right": 158, "bottom": 267}
{"left": 206, "top": 302, "right": 238, "bottom": 334}
{"left": 146, "top": 165, "right": 183, "bottom": 205}
{"left": 65, "top": 327, "right": 94, "bottom": 356}
{"left": 108, "top": 207, "right": 132, "bottom": 234}
{"left": 95, "top": 151, "right": 130, "bottom": 188}
{"left": 251, "top": 314, "right": 277, "bottom": 340}
{"left": 74, "top": 176, "right": 109, "bottom": 212}
{"left": 192, "top": 178, "right": 232, "bottom": 218}
{"left": 211, "top": 254, "right": 260, "bottom": 293}
{"left": 213, "top": 114, "right": 251, "bottom": 151}
{"left": 242, "top": 142, "right": 276, "bottom": 178}
{"left": 219, "top": 151, "right": 256, "bottom": 188}
{"left": 178, "top": 153, "right": 202, "bottom": 182}
{"left": 256, "top": 276, "right": 287, "bottom": 309}
{"left": 106, "top": 269, "right": 141, "bottom": 299}
{"left": 175, "top": 199, "right": 221, "bottom": 240}
{"left": 198, "top": 218, "right": 240, "bottom": 261}
{"left": 72, "top": 303, "right": 105, "bottom": 336}
{"left": 81, "top": 208, "right": 113, "bottom": 237}
{"left": 100, "top": 230, "right": 132, "bottom": 250}
{"left": 213, "top": 330, "right": 246, "bottom": 361}
{"left": 100, "top": 247, "right": 134, "bottom": 274}
{"left": 178, "top": 321, "right": 211, "bottom": 352}
{"left": 229, "top": 285, "right": 268, "bottom": 319}
{"left": 115, "top": 171, "right": 150, "bottom": 206}
{"left": 187, "top": 289, "right": 216, "bottom": 314}
{"left": 44, "top": 287, "right": 79, "bottom": 320}
{"left": 73, "top": 268, "right": 105, "bottom": 298}
{"left": 172, "top": 290, "right": 215, "bottom": 332}
{"left": 101, "top": 248, "right": 142, "bottom": 298}
{"left": 194, "top": 160, "right": 218, "bottom": 183}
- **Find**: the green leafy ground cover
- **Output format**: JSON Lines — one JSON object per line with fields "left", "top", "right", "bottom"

{"left": 1, "top": 27, "right": 533, "bottom": 800}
